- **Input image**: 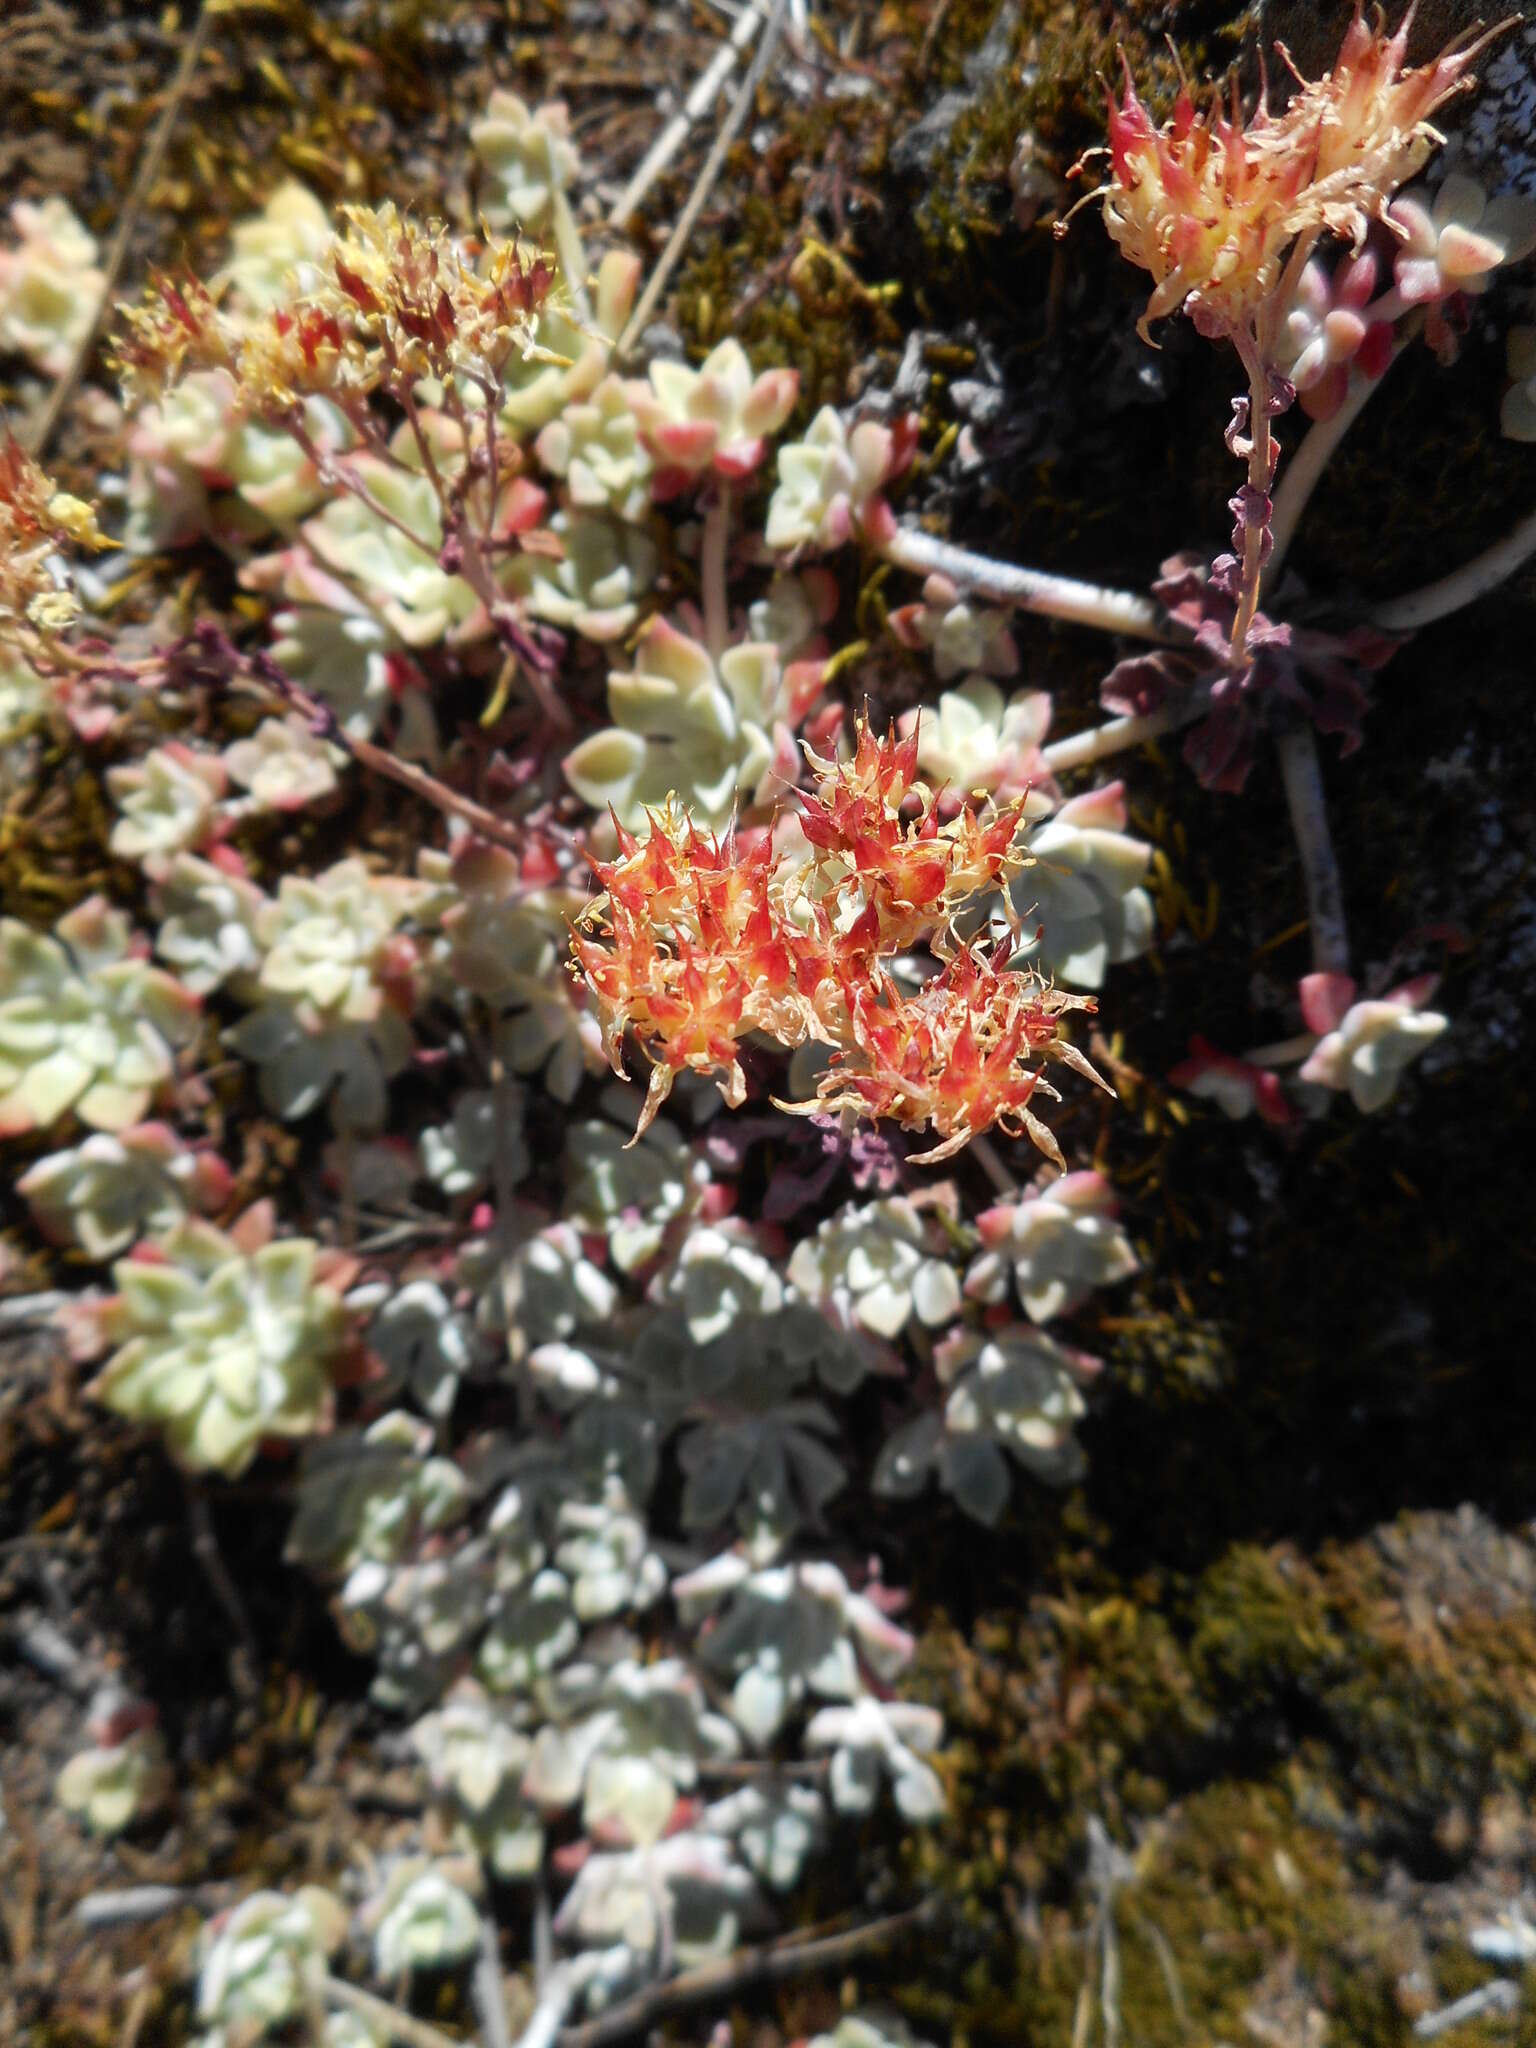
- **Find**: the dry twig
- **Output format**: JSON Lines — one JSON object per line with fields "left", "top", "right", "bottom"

{"left": 608, "top": 0, "right": 775, "bottom": 227}
{"left": 555, "top": 1899, "right": 940, "bottom": 2048}
{"left": 27, "top": 0, "right": 216, "bottom": 458}
{"left": 616, "top": 0, "right": 790, "bottom": 358}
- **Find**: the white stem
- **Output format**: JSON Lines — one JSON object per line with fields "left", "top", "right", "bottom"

{"left": 1276, "top": 722, "right": 1349, "bottom": 976}
{"left": 883, "top": 526, "right": 1169, "bottom": 641}
{"left": 1042, "top": 694, "right": 1204, "bottom": 775}
{"left": 1268, "top": 346, "right": 1406, "bottom": 581}
{"left": 1367, "top": 502, "right": 1536, "bottom": 632}
{"left": 608, "top": 0, "right": 771, "bottom": 225}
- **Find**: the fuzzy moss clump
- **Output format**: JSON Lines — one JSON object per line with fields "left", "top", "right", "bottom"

{"left": 893, "top": 1508, "right": 1536, "bottom": 2043}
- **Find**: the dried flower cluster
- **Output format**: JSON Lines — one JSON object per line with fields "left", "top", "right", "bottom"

{"left": 117, "top": 203, "right": 558, "bottom": 411}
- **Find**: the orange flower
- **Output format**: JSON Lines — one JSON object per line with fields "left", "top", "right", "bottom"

{"left": 791, "top": 945, "right": 1108, "bottom": 1166}
{"left": 572, "top": 720, "right": 1107, "bottom": 1165}
{"left": 797, "top": 717, "right": 1032, "bottom": 959}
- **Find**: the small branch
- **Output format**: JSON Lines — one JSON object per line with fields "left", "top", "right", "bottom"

{"left": 881, "top": 527, "right": 1168, "bottom": 642}
{"left": 1275, "top": 722, "right": 1349, "bottom": 977}
{"left": 9, "top": 1615, "right": 96, "bottom": 1696}
{"left": 608, "top": 0, "right": 774, "bottom": 227}
{"left": 617, "top": 0, "right": 790, "bottom": 358}
{"left": 0, "top": 1290, "right": 70, "bottom": 1331}
{"left": 253, "top": 657, "right": 528, "bottom": 854}
{"left": 324, "top": 1977, "right": 463, "bottom": 2048}
{"left": 1414, "top": 1982, "right": 1521, "bottom": 2040}
{"left": 1367, "top": 501, "right": 1536, "bottom": 632}
{"left": 556, "top": 1901, "right": 940, "bottom": 2048}
{"left": 74, "top": 1884, "right": 203, "bottom": 1931}
{"left": 26, "top": 0, "right": 215, "bottom": 458}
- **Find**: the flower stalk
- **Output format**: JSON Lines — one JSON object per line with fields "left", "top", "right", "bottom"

{"left": 1368, "top": 500, "right": 1536, "bottom": 632}
{"left": 1275, "top": 719, "right": 1349, "bottom": 975}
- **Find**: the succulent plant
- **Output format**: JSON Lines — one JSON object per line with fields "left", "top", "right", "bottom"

{"left": 223, "top": 715, "right": 341, "bottom": 812}
{"left": 803, "top": 1694, "right": 945, "bottom": 1821}
{"left": 287, "top": 1411, "right": 472, "bottom": 1578}
{"left": 420, "top": 1087, "right": 531, "bottom": 1197}
{"left": 535, "top": 373, "right": 653, "bottom": 520}
{"left": 0, "top": 649, "right": 51, "bottom": 742}
{"left": 505, "top": 510, "right": 658, "bottom": 643}
{"left": 216, "top": 179, "right": 332, "bottom": 311}
{"left": 88, "top": 1214, "right": 353, "bottom": 1477}
{"left": 565, "top": 615, "right": 793, "bottom": 830}
{"left": 368, "top": 1278, "right": 479, "bottom": 1420}
{"left": 1167, "top": 1034, "right": 1298, "bottom": 1125}
{"left": 363, "top": 1856, "right": 482, "bottom": 1979}
{"left": 224, "top": 409, "right": 342, "bottom": 526}
{"left": 1388, "top": 172, "right": 1536, "bottom": 316}
{"left": 469, "top": 92, "right": 580, "bottom": 233}
{"left": 18, "top": 1121, "right": 231, "bottom": 1262}
{"left": 0, "top": 196, "right": 104, "bottom": 377}
{"left": 674, "top": 1553, "right": 914, "bottom": 1747}
{"left": 764, "top": 406, "right": 909, "bottom": 552}
{"left": 901, "top": 675, "right": 1057, "bottom": 813}
{"left": 0, "top": 899, "right": 200, "bottom": 1136}
{"left": 55, "top": 1725, "right": 169, "bottom": 1836}
{"left": 564, "top": 1106, "right": 709, "bottom": 1273}
{"left": 477, "top": 1566, "right": 579, "bottom": 1695}
{"left": 409, "top": 1679, "right": 545, "bottom": 1879}
{"left": 649, "top": 1221, "right": 782, "bottom": 1345}
{"left": 1297, "top": 970, "right": 1449, "bottom": 1112}
{"left": 225, "top": 858, "right": 426, "bottom": 1130}
{"left": 1000, "top": 781, "right": 1155, "bottom": 991}
{"left": 107, "top": 744, "right": 226, "bottom": 872}
{"left": 503, "top": 1221, "right": 619, "bottom": 1362}
{"left": 623, "top": 339, "right": 798, "bottom": 491}
{"left": 677, "top": 1401, "right": 847, "bottom": 1545}
{"left": 525, "top": 1650, "right": 740, "bottom": 1848}
{"left": 268, "top": 600, "right": 400, "bottom": 740}
{"left": 344, "top": 1536, "right": 500, "bottom": 1713}
{"left": 875, "top": 1325, "right": 1098, "bottom": 1525}
{"left": 301, "top": 457, "right": 479, "bottom": 647}
{"left": 964, "top": 1171, "right": 1139, "bottom": 1323}
{"left": 194, "top": 1886, "right": 348, "bottom": 2039}
{"left": 419, "top": 839, "right": 589, "bottom": 1100}
{"left": 787, "top": 1196, "right": 960, "bottom": 1344}
{"left": 552, "top": 1831, "right": 766, "bottom": 1973}
{"left": 554, "top": 1485, "right": 669, "bottom": 1622}
{"left": 889, "top": 570, "right": 1019, "bottom": 681}
{"left": 150, "top": 851, "right": 268, "bottom": 997}
{"left": 498, "top": 248, "right": 641, "bottom": 432}
{"left": 702, "top": 1780, "right": 827, "bottom": 1891}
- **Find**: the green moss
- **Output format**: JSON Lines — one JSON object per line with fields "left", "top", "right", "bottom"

{"left": 892, "top": 1506, "right": 1536, "bottom": 2040}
